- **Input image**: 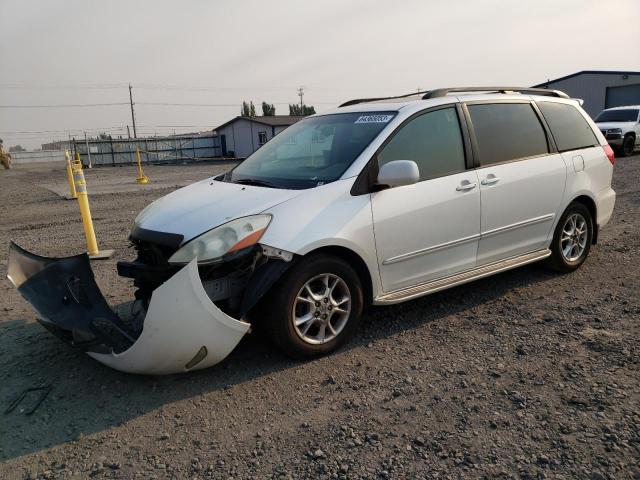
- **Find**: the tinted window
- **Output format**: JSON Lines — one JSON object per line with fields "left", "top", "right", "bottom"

{"left": 594, "top": 109, "right": 639, "bottom": 123}
{"left": 378, "top": 107, "right": 465, "bottom": 181}
{"left": 537, "top": 101, "right": 598, "bottom": 152}
{"left": 230, "top": 111, "right": 395, "bottom": 189}
{"left": 467, "top": 103, "right": 548, "bottom": 165}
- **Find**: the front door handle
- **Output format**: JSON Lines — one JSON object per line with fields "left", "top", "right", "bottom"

{"left": 456, "top": 181, "right": 477, "bottom": 191}
{"left": 481, "top": 175, "right": 501, "bottom": 185}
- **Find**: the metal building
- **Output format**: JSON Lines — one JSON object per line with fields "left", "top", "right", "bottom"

{"left": 533, "top": 70, "right": 640, "bottom": 118}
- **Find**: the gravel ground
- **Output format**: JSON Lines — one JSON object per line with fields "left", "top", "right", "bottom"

{"left": 0, "top": 157, "right": 638, "bottom": 480}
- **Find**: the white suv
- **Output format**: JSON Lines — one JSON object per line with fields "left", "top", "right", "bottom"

{"left": 594, "top": 105, "right": 640, "bottom": 157}
{"left": 8, "top": 87, "right": 617, "bottom": 374}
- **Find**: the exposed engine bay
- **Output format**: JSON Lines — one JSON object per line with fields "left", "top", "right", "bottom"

{"left": 117, "top": 225, "right": 293, "bottom": 321}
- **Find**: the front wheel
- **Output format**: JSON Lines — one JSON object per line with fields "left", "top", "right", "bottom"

{"left": 546, "top": 202, "right": 593, "bottom": 272}
{"left": 620, "top": 135, "right": 635, "bottom": 157}
{"left": 262, "top": 254, "right": 364, "bottom": 359}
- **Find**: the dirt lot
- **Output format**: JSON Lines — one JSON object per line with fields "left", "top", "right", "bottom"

{"left": 0, "top": 157, "right": 638, "bottom": 479}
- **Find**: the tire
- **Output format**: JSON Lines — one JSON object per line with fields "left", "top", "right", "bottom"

{"left": 620, "top": 135, "right": 635, "bottom": 157}
{"left": 546, "top": 202, "right": 593, "bottom": 273}
{"left": 262, "top": 253, "right": 364, "bottom": 359}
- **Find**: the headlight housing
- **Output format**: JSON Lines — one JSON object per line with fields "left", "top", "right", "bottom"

{"left": 168, "top": 215, "right": 272, "bottom": 265}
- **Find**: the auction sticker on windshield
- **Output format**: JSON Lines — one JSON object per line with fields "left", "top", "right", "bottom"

{"left": 354, "top": 114, "right": 394, "bottom": 124}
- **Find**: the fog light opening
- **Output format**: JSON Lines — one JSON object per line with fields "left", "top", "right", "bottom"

{"left": 185, "top": 345, "right": 208, "bottom": 370}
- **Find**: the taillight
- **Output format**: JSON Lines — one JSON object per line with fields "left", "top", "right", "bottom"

{"left": 603, "top": 144, "right": 615, "bottom": 166}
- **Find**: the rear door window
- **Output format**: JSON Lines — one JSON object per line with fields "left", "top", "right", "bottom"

{"left": 537, "top": 101, "right": 599, "bottom": 152}
{"left": 467, "top": 103, "right": 549, "bottom": 166}
{"left": 377, "top": 107, "right": 466, "bottom": 181}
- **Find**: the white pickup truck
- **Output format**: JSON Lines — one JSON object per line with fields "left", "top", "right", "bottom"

{"left": 594, "top": 106, "right": 640, "bottom": 157}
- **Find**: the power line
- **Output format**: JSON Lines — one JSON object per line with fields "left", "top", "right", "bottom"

{"left": 0, "top": 103, "right": 129, "bottom": 108}
{"left": 137, "top": 101, "right": 337, "bottom": 106}
{"left": 0, "top": 124, "right": 220, "bottom": 135}
{"left": 0, "top": 101, "right": 338, "bottom": 109}
{"left": 0, "top": 83, "right": 129, "bottom": 90}
{"left": 0, "top": 83, "right": 303, "bottom": 91}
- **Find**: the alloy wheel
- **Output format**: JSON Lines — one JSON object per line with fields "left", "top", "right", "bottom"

{"left": 292, "top": 273, "right": 351, "bottom": 345}
{"left": 560, "top": 213, "right": 588, "bottom": 262}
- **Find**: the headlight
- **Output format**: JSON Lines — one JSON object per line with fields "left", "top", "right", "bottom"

{"left": 609, "top": 128, "right": 622, "bottom": 134}
{"left": 168, "top": 215, "right": 271, "bottom": 265}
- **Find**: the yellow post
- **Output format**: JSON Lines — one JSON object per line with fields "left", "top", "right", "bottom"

{"left": 64, "top": 150, "right": 77, "bottom": 199}
{"left": 135, "top": 147, "right": 149, "bottom": 184}
{"left": 72, "top": 153, "right": 113, "bottom": 259}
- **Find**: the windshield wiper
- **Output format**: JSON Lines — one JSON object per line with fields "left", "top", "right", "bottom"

{"left": 233, "top": 178, "right": 277, "bottom": 188}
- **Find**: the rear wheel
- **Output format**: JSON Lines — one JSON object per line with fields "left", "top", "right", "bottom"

{"left": 620, "top": 135, "right": 635, "bottom": 157}
{"left": 546, "top": 202, "right": 593, "bottom": 272}
{"left": 263, "top": 254, "right": 363, "bottom": 359}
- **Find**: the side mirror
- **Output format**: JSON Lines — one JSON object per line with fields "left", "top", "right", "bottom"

{"left": 376, "top": 160, "right": 420, "bottom": 189}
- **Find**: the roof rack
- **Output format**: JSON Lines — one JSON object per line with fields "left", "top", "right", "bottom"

{"left": 422, "top": 87, "right": 569, "bottom": 99}
{"left": 339, "top": 86, "right": 569, "bottom": 107}
{"left": 339, "top": 90, "right": 432, "bottom": 108}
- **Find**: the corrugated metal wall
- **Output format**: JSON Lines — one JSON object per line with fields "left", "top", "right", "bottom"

{"left": 72, "top": 134, "right": 223, "bottom": 166}
{"left": 537, "top": 73, "right": 640, "bottom": 117}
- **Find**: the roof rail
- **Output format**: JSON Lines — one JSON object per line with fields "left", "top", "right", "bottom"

{"left": 422, "top": 87, "right": 569, "bottom": 99}
{"left": 339, "top": 86, "right": 569, "bottom": 107}
{"left": 339, "top": 91, "right": 431, "bottom": 107}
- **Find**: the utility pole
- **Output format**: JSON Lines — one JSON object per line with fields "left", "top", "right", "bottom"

{"left": 129, "top": 84, "right": 137, "bottom": 138}
{"left": 127, "top": 125, "right": 131, "bottom": 139}
{"left": 297, "top": 86, "right": 304, "bottom": 116}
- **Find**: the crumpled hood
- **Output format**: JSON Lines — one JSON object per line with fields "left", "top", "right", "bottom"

{"left": 134, "top": 179, "right": 301, "bottom": 243}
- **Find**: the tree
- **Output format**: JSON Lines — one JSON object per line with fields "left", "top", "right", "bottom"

{"left": 241, "top": 101, "right": 251, "bottom": 117}
{"left": 262, "top": 102, "right": 276, "bottom": 116}
{"left": 9, "top": 145, "right": 26, "bottom": 152}
{"left": 289, "top": 104, "right": 316, "bottom": 116}
{"left": 241, "top": 101, "right": 257, "bottom": 117}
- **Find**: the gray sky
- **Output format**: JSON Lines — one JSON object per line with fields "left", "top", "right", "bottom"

{"left": 1, "top": 0, "right": 639, "bottom": 149}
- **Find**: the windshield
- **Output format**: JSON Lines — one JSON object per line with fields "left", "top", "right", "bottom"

{"left": 227, "top": 112, "right": 396, "bottom": 189}
{"left": 595, "top": 109, "right": 639, "bottom": 123}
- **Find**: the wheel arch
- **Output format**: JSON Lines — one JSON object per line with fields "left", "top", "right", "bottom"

{"left": 571, "top": 194, "right": 598, "bottom": 244}
{"left": 303, "top": 245, "right": 374, "bottom": 306}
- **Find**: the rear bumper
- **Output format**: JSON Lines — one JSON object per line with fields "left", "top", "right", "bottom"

{"left": 7, "top": 242, "right": 250, "bottom": 375}
{"left": 596, "top": 187, "right": 616, "bottom": 229}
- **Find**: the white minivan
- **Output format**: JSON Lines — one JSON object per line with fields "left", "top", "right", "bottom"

{"left": 9, "top": 87, "right": 616, "bottom": 374}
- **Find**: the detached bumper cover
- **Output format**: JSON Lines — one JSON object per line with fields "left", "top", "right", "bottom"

{"left": 7, "top": 242, "right": 250, "bottom": 375}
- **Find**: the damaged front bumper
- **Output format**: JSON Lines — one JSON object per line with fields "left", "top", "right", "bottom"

{"left": 7, "top": 242, "right": 250, "bottom": 375}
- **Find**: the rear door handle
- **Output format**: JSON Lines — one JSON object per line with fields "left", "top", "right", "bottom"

{"left": 456, "top": 181, "right": 477, "bottom": 191}
{"left": 481, "top": 176, "right": 500, "bottom": 185}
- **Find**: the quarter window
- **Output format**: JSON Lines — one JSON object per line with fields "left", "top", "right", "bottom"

{"left": 537, "top": 101, "right": 599, "bottom": 152}
{"left": 467, "top": 103, "right": 549, "bottom": 166}
{"left": 377, "top": 107, "right": 465, "bottom": 181}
